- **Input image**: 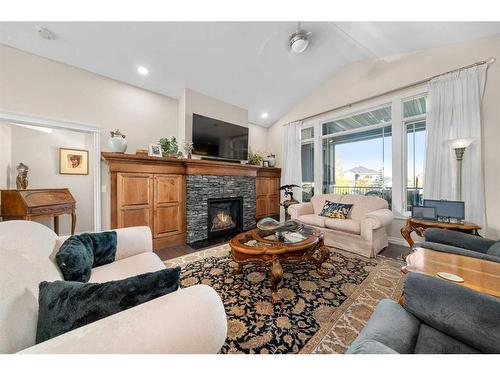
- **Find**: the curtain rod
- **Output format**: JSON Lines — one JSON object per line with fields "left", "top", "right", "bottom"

{"left": 285, "top": 57, "right": 496, "bottom": 125}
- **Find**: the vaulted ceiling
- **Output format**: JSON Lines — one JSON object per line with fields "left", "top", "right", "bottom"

{"left": 1, "top": 22, "right": 499, "bottom": 126}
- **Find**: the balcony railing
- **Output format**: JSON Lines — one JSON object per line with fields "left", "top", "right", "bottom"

{"left": 304, "top": 184, "right": 423, "bottom": 210}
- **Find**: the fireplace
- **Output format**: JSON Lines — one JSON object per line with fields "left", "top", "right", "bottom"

{"left": 207, "top": 197, "right": 243, "bottom": 239}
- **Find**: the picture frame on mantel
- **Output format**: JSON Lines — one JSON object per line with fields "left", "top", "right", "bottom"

{"left": 59, "top": 148, "right": 89, "bottom": 175}
{"left": 148, "top": 143, "right": 162, "bottom": 157}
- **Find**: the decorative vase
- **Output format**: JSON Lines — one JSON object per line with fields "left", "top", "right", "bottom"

{"left": 267, "top": 154, "right": 276, "bottom": 167}
{"left": 108, "top": 129, "right": 127, "bottom": 153}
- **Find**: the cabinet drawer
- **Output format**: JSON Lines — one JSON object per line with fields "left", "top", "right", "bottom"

{"left": 29, "top": 203, "right": 74, "bottom": 215}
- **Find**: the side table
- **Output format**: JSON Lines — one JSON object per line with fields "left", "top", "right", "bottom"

{"left": 400, "top": 217, "right": 481, "bottom": 247}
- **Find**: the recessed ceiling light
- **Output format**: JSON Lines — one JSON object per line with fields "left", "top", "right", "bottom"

{"left": 261, "top": 112, "right": 269, "bottom": 119}
{"left": 137, "top": 66, "right": 149, "bottom": 75}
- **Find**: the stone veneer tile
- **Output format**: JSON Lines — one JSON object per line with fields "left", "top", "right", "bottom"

{"left": 186, "top": 175, "right": 256, "bottom": 243}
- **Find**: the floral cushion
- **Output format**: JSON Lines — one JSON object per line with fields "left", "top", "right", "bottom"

{"left": 319, "top": 200, "right": 353, "bottom": 219}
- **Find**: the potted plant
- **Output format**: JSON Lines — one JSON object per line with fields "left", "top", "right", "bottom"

{"left": 159, "top": 136, "right": 179, "bottom": 157}
{"left": 248, "top": 150, "right": 264, "bottom": 166}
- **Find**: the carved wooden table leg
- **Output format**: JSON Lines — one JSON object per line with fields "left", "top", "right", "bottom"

{"left": 315, "top": 245, "right": 330, "bottom": 276}
{"left": 71, "top": 211, "right": 77, "bottom": 235}
{"left": 270, "top": 255, "right": 283, "bottom": 304}
{"left": 53, "top": 215, "right": 59, "bottom": 235}
{"left": 232, "top": 261, "right": 242, "bottom": 274}
{"left": 400, "top": 219, "right": 414, "bottom": 247}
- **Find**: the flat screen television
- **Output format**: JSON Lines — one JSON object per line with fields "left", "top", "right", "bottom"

{"left": 192, "top": 113, "right": 249, "bottom": 161}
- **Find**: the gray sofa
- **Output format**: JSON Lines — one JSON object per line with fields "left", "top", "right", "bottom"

{"left": 347, "top": 273, "right": 500, "bottom": 354}
{"left": 416, "top": 228, "right": 500, "bottom": 263}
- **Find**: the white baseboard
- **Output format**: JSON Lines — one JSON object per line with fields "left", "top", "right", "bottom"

{"left": 388, "top": 236, "right": 410, "bottom": 247}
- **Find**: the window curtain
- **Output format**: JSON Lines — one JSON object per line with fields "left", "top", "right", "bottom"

{"left": 282, "top": 121, "right": 303, "bottom": 200}
{"left": 424, "top": 64, "right": 487, "bottom": 227}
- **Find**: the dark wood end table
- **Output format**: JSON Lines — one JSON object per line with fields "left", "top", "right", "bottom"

{"left": 400, "top": 217, "right": 481, "bottom": 247}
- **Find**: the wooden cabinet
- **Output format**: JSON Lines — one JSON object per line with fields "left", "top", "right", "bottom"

{"left": 114, "top": 172, "right": 186, "bottom": 249}
{"left": 256, "top": 169, "right": 281, "bottom": 220}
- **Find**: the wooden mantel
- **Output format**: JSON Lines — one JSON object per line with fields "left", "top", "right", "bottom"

{"left": 101, "top": 152, "right": 281, "bottom": 250}
{"left": 101, "top": 152, "right": 280, "bottom": 177}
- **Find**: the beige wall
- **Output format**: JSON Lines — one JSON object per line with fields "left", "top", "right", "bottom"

{"left": 0, "top": 45, "right": 180, "bottom": 153}
{"left": 268, "top": 35, "right": 500, "bottom": 239}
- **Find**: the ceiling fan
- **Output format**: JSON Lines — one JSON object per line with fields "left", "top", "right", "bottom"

{"left": 288, "top": 22, "right": 312, "bottom": 54}
{"left": 256, "top": 21, "right": 313, "bottom": 55}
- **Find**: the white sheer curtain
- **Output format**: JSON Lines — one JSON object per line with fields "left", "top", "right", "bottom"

{"left": 424, "top": 65, "right": 487, "bottom": 227}
{"left": 282, "top": 121, "right": 303, "bottom": 199}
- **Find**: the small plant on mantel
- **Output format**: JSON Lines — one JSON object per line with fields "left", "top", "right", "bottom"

{"left": 159, "top": 136, "right": 179, "bottom": 157}
{"left": 247, "top": 150, "right": 264, "bottom": 165}
{"left": 182, "top": 141, "right": 194, "bottom": 159}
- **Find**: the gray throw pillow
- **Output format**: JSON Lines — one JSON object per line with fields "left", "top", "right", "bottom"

{"left": 486, "top": 241, "right": 500, "bottom": 257}
{"left": 36, "top": 267, "right": 181, "bottom": 344}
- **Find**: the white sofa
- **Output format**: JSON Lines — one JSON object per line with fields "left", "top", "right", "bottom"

{"left": 289, "top": 194, "right": 393, "bottom": 258}
{"left": 0, "top": 220, "right": 227, "bottom": 354}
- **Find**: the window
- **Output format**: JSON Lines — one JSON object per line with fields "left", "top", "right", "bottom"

{"left": 301, "top": 126, "right": 314, "bottom": 202}
{"left": 404, "top": 96, "right": 427, "bottom": 211}
{"left": 322, "top": 105, "right": 393, "bottom": 207}
{"left": 298, "top": 88, "right": 427, "bottom": 216}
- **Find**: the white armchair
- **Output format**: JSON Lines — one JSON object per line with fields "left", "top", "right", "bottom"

{"left": 0, "top": 220, "right": 227, "bottom": 354}
{"left": 289, "top": 194, "right": 394, "bottom": 258}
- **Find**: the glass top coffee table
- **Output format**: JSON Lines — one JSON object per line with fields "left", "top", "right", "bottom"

{"left": 229, "top": 223, "right": 330, "bottom": 304}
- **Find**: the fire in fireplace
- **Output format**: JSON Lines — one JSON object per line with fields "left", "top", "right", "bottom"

{"left": 211, "top": 210, "right": 235, "bottom": 232}
{"left": 207, "top": 197, "right": 243, "bottom": 239}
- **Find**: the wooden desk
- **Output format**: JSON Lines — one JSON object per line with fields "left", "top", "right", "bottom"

{"left": 1, "top": 188, "right": 76, "bottom": 235}
{"left": 402, "top": 247, "right": 500, "bottom": 298}
{"left": 401, "top": 218, "right": 481, "bottom": 247}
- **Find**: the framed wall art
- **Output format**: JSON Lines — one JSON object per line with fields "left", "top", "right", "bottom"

{"left": 59, "top": 148, "right": 89, "bottom": 175}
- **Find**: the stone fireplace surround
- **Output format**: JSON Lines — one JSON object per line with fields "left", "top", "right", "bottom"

{"left": 186, "top": 175, "right": 256, "bottom": 244}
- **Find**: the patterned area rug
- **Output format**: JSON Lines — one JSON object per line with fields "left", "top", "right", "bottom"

{"left": 165, "top": 244, "right": 405, "bottom": 354}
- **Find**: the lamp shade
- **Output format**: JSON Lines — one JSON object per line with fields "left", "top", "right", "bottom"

{"left": 448, "top": 137, "right": 475, "bottom": 149}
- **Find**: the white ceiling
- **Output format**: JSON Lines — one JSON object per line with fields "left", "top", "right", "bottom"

{"left": 1, "top": 22, "right": 500, "bottom": 126}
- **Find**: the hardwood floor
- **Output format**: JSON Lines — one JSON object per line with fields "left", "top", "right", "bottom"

{"left": 155, "top": 241, "right": 409, "bottom": 262}
{"left": 379, "top": 243, "right": 409, "bottom": 260}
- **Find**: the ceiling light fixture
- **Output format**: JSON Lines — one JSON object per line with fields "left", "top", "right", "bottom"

{"left": 289, "top": 22, "right": 312, "bottom": 54}
{"left": 261, "top": 112, "right": 269, "bottom": 119}
{"left": 137, "top": 66, "right": 149, "bottom": 75}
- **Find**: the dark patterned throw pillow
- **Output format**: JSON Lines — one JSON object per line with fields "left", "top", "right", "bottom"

{"left": 319, "top": 200, "right": 353, "bottom": 219}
